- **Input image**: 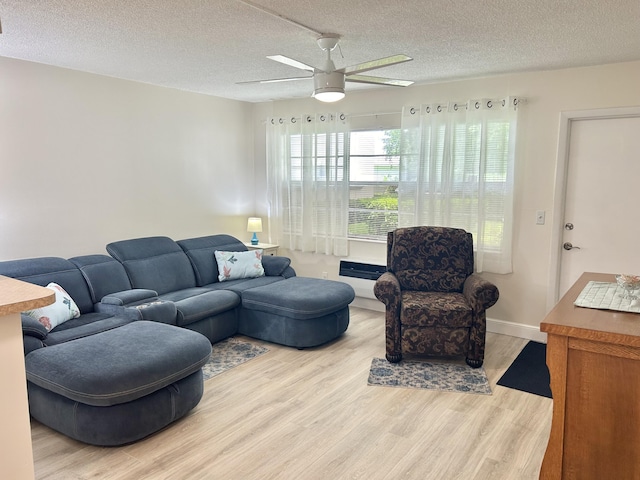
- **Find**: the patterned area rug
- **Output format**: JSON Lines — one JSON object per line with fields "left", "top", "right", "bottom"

{"left": 202, "top": 337, "right": 269, "bottom": 381}
{"left": 367, "top": 357, "right": 492, "bottom": 395}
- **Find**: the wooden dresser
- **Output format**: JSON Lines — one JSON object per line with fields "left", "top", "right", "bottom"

{"left": 540, "top": 272, "right": 640, "bottom": 479}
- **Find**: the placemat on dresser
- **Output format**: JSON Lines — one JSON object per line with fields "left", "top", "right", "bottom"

{"left": 574, "top": 281, "right": 640, "bottom": 314}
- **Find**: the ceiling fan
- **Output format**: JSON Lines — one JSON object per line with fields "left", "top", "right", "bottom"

{"left": 238, "top": 34, "right": 414, "bottom": 102}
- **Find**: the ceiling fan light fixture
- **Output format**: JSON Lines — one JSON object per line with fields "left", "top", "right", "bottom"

{"left": 313, "top": 71, "right": 345, "bottom": 102}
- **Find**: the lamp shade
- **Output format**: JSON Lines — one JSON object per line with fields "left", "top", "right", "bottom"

{"left": 247, "top": 217, "right": 262, "bottom": 233}
{"left": 313, "top": 71, "right": 345, "bottom": 103}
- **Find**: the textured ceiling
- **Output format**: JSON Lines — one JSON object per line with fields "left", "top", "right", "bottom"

{"left": 0, "top": 0, "right": 639, "bottom": 103}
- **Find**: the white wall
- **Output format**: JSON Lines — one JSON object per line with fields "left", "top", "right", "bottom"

{"left": 3, "top": 55, "right": 639, "bottom": 333}
{"left": 251, "top": 60, "right": 640, "bottom": 331}
{"left": 0, "top": 57, "right": 255, "bottom": 260}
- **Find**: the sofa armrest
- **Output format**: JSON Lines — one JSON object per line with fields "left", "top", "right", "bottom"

{"left": 96, "top": 295, "right": 178, "bottom": 325}
{"left": 281, "top": 265, "right": 296, "bottom": 278}
{"left": 463, "top": 274, "right": 499, "bottom": 313}
{"left": 22, "top": 314, "right": 46, "bottom": 355}
{"left": 100, "top": 289, "right": 158, "bottom": 306}
{"left": 22, "top": 314, "right": 48, "bottom": 340}
{"left": 262, "top": 255, "right": 292, "bottom": 277}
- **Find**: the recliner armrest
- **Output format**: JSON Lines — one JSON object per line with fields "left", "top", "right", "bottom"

{"left": 462, "top": 274, "right": 499, "bottom": 312}
{"left": 374, "top": 272, "right": 402, "bottom": 311}
{"left": 101, "top": 289, "right": 158, "bottom": 306}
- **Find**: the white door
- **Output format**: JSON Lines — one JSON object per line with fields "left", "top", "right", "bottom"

{"left": 559, "top": 115, "right": 640, "bottom": 296}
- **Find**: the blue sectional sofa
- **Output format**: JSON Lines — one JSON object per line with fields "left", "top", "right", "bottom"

{"left": 1, "top": 233, "right": 355, "bottom": 445}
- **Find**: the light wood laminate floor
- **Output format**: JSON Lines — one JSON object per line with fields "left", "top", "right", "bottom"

{"left": 31, "top": 307, "right": 552, "bottom": 479}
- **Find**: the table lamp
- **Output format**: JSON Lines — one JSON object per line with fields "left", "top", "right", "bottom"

{"left": 247, "top": 217, "right": 262, "bottom": 245}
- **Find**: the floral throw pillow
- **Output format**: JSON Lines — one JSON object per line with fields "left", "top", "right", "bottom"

{"left": 23, "top": 282, "right": 81, "bottom": 331}
{"left": 214, "top": 250, "right": 265, "bottom": 282}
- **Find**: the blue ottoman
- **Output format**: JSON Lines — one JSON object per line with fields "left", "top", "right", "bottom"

{"left": 25, "top": 321, "right": 211, "bottom": 446}
{"left": 239, "top": 277, "right": 355, "bottom": 348}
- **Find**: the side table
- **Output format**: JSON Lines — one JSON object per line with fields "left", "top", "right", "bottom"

{"left": 244, "top": 242, "right": 279, "bottom": 256}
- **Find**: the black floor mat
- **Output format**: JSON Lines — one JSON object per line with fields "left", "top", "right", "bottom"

{"left": 497, "top": 341, "right": 552, "bottom": 398}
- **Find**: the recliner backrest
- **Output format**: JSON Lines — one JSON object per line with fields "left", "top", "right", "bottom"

{"left": 387, "top": 226, "right": 474, "bottom": 292}
{"left": 106, "top": 236, "right": 197, "bottom": 295}
{"left": 0, "top": 257, "right": 95, "bottom": 313}
{"left": 177, "top": 234, "right": 247, "bottom": 286}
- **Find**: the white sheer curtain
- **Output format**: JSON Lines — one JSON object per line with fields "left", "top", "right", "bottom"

{"left": 266, "top": 113, "right": 350, "bottom": 256}
{"left": 398, "top": 97, "right": 522, "bottom": 274}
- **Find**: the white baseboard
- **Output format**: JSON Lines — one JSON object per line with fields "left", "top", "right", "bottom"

{"left": 487, "top": 317, "right": 547, "bottom": 343}
{"left": 351, "top": 296, "right": 384, "bottom": 312}
{"left": 350, "top": 297, "right": 547, "bottom": 343}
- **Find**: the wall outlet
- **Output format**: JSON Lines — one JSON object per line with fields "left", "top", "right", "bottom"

{"left": 536, "top": 210, "right": 546, "bottom": 225}
{"left": 322, "top": 271, "right": 328, "bottom": 279}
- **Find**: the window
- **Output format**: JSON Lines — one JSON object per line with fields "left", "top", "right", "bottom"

{"left": 398, "top": 98, "right": 521, "bottom": 273}
{"left": 348, "top": 129, "right": 400, "bottom": 240}
{"left": 266, "top": 100, "right": 521, "bottom": 272}
{"left": 266, "top": 113, "right": 350, "bottom": 257}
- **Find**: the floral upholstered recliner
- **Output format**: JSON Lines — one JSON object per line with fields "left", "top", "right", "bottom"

{"left": 374, "top": 226, "right": 499, "bottom": 368}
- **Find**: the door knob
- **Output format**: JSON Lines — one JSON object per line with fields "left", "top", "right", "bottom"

{"left": 563, "top": 242, "right": 581, "bottom": 251}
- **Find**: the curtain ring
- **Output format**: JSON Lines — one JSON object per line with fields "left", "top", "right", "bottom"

{"left": 409, "top": 107, "right": 416, "bottom": 115}
{"left": 474, "top": 101, "right": 480, "bottom": 110}
{"left": 487, "top": 100, "right": 493, "bottom": 108}
{"left": 340, "top": 113, "right": 346, "bottom": 121}
{"left": 425, "top": 106, "right": 431, "bottom": 113}
{"left": 278, "top": 118, "right": 284, "bottom": 124}
{"left": 513, "top": 98, "right": 519, "bottom": 106}
{"left": 270, "top": 118, "right": 275, "bottom": 125}
{"left": 453, "top": 103, "right": 459, "bottom": 111}
{"left": 319, "top": 114, "right": 326, "bottom": 121}
{"left": 502, "top": 99, "right": 506, "bottom": 107}
{"left": 306, "top": 115, "right": 312, "bottom": 123}
{"left": 291, "top": 117, "right": 297, "bottom": 124}
{"left": 436, "top": 105, "right": 442, "bottom": 113}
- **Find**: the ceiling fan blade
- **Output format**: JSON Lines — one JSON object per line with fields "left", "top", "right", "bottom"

{"left": 267, "top": 55, "right": 316, "bottom": 72}
{"left": 340, "top": 54, "right": 413, "bottom": 76}
{"left": 346, "top": 74, "right": 414, "bottom": 87}
{"left": 237, "top": 76, "right": 312, "bottom": 85}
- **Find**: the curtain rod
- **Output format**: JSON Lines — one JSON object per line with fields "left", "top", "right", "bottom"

{"left": 348, "top": 111, "right": 401, "bottom": 119}
{"left": 262, "top": 110, "right": 401, "bottom": 124}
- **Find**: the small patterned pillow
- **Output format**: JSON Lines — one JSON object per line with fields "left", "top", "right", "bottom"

{"left": 23, "top": 282, "right": 81, "bottom": 332}
{"left": 214, "top": 250, "right": 265, "bottom": 282}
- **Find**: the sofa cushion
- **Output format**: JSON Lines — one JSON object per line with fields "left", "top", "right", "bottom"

{"left": 177, "top": 235, "right": 248, "bottom": 286}
{"left": 44, "top": 314, "right": 133, "bottom": 345}
{"left": 204, "top": 275, "right": 285, "bottom": 294}
{"left": 106, "top": 237, "right": 197, "bottom": 295}
{"left": 242, "top": 277, "right": 355, "bottom": 320}
{"left": 158, "top": 290, "right": 241, "bottom": 327}
{"left": 24, "top": 282, "right": 81, "bottom": 331}
{"left": 215, "top": 250, "right": 265, "bottom": 282}
{"left": 25, "top": 321, "right": 211, "bottom": 407}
